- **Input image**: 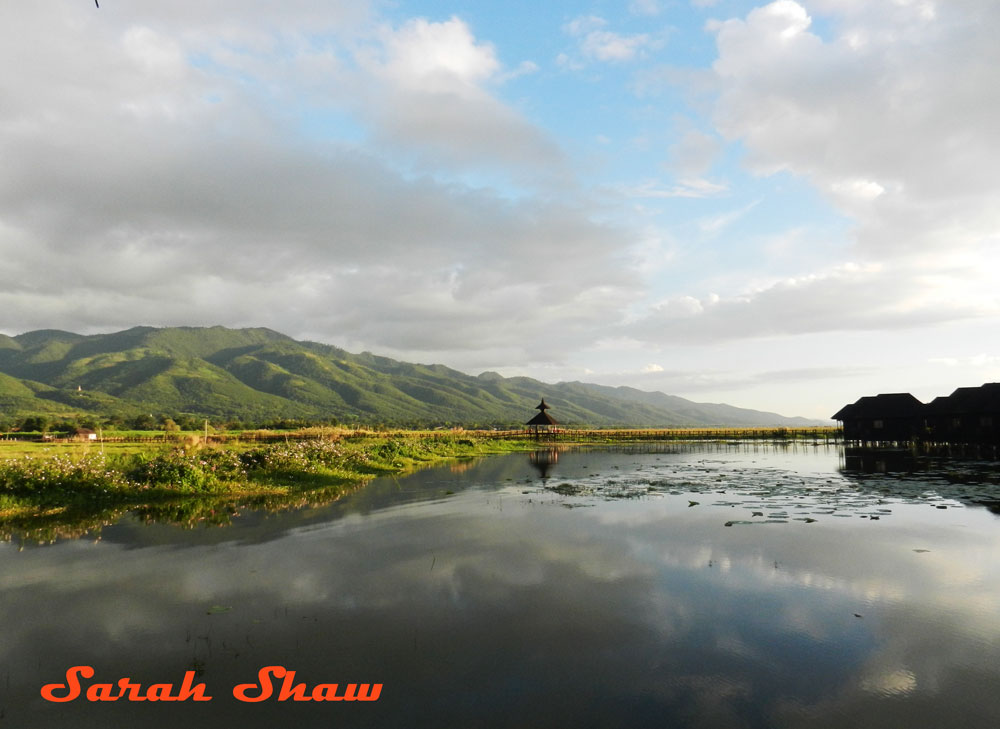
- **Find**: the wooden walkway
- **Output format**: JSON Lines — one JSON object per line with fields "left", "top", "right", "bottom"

{"left": 2, "top": 426, "right": 842, "bottom": 445}
{"left": 485, "top": 427, "right": 841, "bottom": 442}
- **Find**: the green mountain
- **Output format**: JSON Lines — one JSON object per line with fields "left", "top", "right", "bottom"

{"left": 0, "top": 326, "right": 820, "bottom": 427}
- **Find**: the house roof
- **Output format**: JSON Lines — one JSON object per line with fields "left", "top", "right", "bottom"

{"left": 925, "top": 383, "right": 1000, "bottom": 415}
{"left": 526, "top": 410, "right": 558, "bottom": 426}
{"left": 831, "top": 393, "right": 924, "bottom": 421}
{"left": 831, "top": 403, "right": 857, "bottom": 421}
{"left": 924, "top": 396, "right": 951, "bottom": 414}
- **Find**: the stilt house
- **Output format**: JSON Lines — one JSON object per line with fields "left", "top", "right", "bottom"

{"left": 831, "top": 393, "right": 924, "bottom": 444}
{"left": 923, "top": 383, "right": 1000, "bottom": 445}
{"left": 833, "top": 383, "right": 1000, "bottom": 445}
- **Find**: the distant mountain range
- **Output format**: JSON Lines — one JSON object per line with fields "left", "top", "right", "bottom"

{"left": 0, "top": 326, "right": 821, "bottom": 427}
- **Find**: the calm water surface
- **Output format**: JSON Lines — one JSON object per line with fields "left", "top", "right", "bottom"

{"left": 3, "top": 443, "right": 1000, "bottom": 728}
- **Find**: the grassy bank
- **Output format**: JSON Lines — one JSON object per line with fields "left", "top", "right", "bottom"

{"left": 0, "top": 427, "right": 841, "bottom": 543}
{"left": 0, "top": 426, "right": 840, "bottom": 512}
{"left": 0, "top": 433, "right": 536, "bottom": 518}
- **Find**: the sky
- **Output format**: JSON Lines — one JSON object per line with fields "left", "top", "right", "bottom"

{"left": 1, "top": 0, "right": 998, "bottom": 420}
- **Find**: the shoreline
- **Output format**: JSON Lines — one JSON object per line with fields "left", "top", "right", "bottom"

{"left": 0, "top": 429, "right": 841, "bottom": 543}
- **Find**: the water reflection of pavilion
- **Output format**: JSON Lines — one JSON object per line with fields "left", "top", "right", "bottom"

{"left": 528, "top": 449, "right": 560, "bottom": 479}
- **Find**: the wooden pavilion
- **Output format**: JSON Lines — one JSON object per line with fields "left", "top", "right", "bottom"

{"left": 526, "top": 398, "right": 558, "bottom": 437}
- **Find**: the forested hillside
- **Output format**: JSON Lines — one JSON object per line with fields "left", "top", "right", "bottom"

{"left": 0, "top": 326, "right": 820, "bottom": 429}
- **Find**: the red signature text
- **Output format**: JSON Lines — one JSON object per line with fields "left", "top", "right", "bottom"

{"left": 41, "top": 666, "right": 212, "bottom": 702}
{"left": 233, "top": 666, "right": 382, "bottom": 702}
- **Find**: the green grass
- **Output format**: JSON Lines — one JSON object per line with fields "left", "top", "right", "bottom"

{"left": 0, "top": 432, "right": 535, "bottom": 521}
{"left": 0, "top": 440, "right": 172, "bottom": 458}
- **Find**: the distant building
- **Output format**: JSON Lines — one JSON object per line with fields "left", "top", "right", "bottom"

{"left": 832, "top": 393, "right": 924, "bottom": 444}
{"left": 833, "top": 383, "right": 1000, "bottom": 445}
{"left": 526, "top": 398, "right": 558, "bottom": 436}
{"left": 923, "top": 383, "right": 1000, "bottom": 445}
{"left": 74, "top": 428, "right": 98, "bottom": 442}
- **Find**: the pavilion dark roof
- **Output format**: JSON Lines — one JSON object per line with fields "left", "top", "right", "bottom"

{"left": 526, "top": 398, "right": 558, "bottom": 426}
{"left": 526, "top": 410, "right": 559, "bottom": 426}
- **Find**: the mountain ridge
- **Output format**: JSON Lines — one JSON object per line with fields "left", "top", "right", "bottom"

{"left": 0, "top": 326, "right": 824, "bottom": 427}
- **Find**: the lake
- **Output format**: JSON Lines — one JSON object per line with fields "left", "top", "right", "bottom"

{"left": 3, "top": 443, "right": 1000, "bottom": 728}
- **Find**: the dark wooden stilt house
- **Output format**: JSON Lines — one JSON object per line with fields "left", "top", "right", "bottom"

{"left": 831, "top": 393, "right": 924, "bottom": 445}
{"left": 833, "top": 383, "right": 1000, "bottom": 445}
{"left": 923, "top": 383, "right": 1000, "bottom": 445}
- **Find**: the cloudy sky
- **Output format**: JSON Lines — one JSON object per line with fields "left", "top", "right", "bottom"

{"left": 2, "top": 0, "right": 998, "bottom": 419}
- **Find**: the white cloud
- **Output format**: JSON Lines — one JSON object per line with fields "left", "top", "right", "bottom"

{"left": 585, "top": 31, "right": 654, "bottom": 62}
{"left": 618, "top": 178, "right": 729, "bottom": 199}
{"left": 0, "top": 1, "right": 627, "bottom": 367}
{"left": 121, "top": 27, "right": 186, "bottom": 77}
{"left": 630, "top": 1, "right": 662, "bottom": 17}
{"left": 755, "top": 0, "right": 812, "bottom": 40}
{"left": 499, "top": 60, "right": 540, "bottom": 82}
{"left": 709, "top": 0, "right": 1000, "bottom": 261}
{"left": 630, "top": 262, "right": 992, "bottom": 344}
{"left": 356, "top": 16, "right": 564, "bottom": 173}
{"left": 830, "top": 178, "right": 886, "bottom": 202}
{"left": 667, "top": 129, "right": 722, "bottom": 177}
{"left": 596, "top": 363, "right": 875, "bottom": 394}
{"left": 374, "top": 16, "right": 500, "bottom": 94}
{"left": 555, "top": 52, "right": 582, "bottom": 71}
{"left": 930, "top": 355, "right": 1000, "bottom": 368}
{"left": 698, "top": 200, "right": 760, "bottom": 234}
{"left": 645, "top": 0, "right": 1000, "bottom": 365}
{"left": 564, "top": 15, "right": 659, "bottom": 64}
{"left": 565, "top": 16, "right": 608, "bottom": 37}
